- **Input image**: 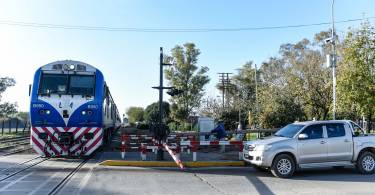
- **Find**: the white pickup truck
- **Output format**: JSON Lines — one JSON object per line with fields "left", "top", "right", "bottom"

{"left": 243, "top": 120, "right": 375, "bottom": 178}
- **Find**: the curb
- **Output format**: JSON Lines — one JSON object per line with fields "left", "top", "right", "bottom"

{"left": 99, "top": 160, "right": 245, "bottom": 167}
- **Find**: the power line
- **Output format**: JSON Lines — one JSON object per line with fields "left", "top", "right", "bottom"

{"left": 0, "top": 16, "right": 374, "bottom": 33}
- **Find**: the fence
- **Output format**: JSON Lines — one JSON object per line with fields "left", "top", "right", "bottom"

{"left": 0, "top": 118, "right": 30, "bottom": 136}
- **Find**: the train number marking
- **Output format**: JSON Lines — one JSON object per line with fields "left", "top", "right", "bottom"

{"left": 32, "top": 104, "right": 44, "bottom": 108}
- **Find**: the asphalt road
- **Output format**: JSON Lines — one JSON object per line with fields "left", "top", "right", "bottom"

{"left": 73, "top": 165, "right": 375, "bottom": 195}
{"left": 1, "top": 153, "right": 375, "bottom": 195}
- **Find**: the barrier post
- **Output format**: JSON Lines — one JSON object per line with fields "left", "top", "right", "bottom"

{"left": 176, "top": 145, "right": 181, "bottom": 160}
{"left": 121, "top": 134, "right": 126, "bottom": 159}
{"left": 191, "top": 141, "right": 198, "bottom": 162}
{"left": 239, "top": 143, "right": 244, "bottom": 160}
{"left": 140, "top": 143, "right": 147, "bottom": 161}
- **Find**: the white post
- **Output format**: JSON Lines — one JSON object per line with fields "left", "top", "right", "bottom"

{"left": 141, "top": 153, "right": 146, "bottom": 161}
{"left": 239, "top": 151, "right": 243, "bottom": 160}
{"left": 193, "top": 152, "right": 197, "bottom": 162}
{"left": 141, "top": 144, "right": 147, "bottom": 161}
{"left": 121, "top": 141, "right": 125, "bottom": 159}
{"left": 187, "top": 148, "right": 191, "bottom": 154}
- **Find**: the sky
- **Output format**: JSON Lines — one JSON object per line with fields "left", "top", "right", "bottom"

{"left": 0, "top": 0, "right": 374, "bottom": 116}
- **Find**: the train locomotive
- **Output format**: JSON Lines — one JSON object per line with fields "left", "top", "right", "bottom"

{"left": 29, "top": 60, "right": 121, "bottom": 157}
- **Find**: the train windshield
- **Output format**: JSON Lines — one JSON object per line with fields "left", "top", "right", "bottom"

{"left": 39, "top": 74, "right": 95, "bottom": 96}
{"left": 39, "top": 74, "right": 68, "bottom": 95}
{"left": 69, "top": 75, "right": 95, "bottom": 96}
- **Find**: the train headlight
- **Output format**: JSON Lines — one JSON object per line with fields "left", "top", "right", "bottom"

{"left": 45, "top": 110, "right": 51, "bottom": 115}
{"left": 69, "top": 64, "right": 75, "bottom": 70}
{"left": 81, "top": 110, "right": 86, "bottom": 115}
{"left": 87, "top": 110, "right": 93, "bottom": 115}
{"left": 39, "top": 109, "right": 45, "bottom": 115}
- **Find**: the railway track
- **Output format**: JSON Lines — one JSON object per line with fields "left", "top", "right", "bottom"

{"left": 48, "top": 158, "right": 91, "bottom": 195}
{"left": 0, "top": 153, "right": 94, "bottom": 194}
{"left": 0, "top": 156, "right": 48, "bottom": 182}
{"left": 0, "top": 147, "right": 34, "bottom": 157}
{"left": 0, "top": 136, "right": 31, "bottom": 156}
{"left": 0, "top": 136, "right": 29, "bottom": 144}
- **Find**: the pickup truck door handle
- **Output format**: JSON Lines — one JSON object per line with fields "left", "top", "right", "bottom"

{"left": 320, "top": 141, "right": 326, "bottom": 144}
{"left": 344, "top": 139, "right": 351, "bottom": 143}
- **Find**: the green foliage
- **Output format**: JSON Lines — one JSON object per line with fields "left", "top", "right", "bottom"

{"left": 218, "top": 109, "right": 238, "bottom": 130}
{"left": 16, "top": 112, "right": 29, "bottom": 121}
{"left": 165, "top": 43, "right": 210, "bottom": 123}
{"left": 337, "top": 22, "right": 375, "bottom": 124}
{"left": 144, "top": 102, "right": 170, "bottom": 123}
{"left": 0, "top": 77, "right": 17, "bottom": 118}
{"left": 210, "top": 30, "right": 334, "bottom": 128}
{"left": 126, "top": 107, "right": 144, "bottom": 123}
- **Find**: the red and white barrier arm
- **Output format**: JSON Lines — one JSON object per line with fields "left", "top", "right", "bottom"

{"left": 163, "top": 143, "right": 184, "bottom": 170}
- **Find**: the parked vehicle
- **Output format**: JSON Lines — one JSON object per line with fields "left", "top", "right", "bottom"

{"left": 29, "top": 60, "right": 121, "bottom": 157}
{"left": 243, "top": 120, "right": 375, "bottom": 178}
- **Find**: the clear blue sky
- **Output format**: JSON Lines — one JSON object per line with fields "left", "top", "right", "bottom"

{"left": 0, "top": 0, "right": 374, "bottom": 116}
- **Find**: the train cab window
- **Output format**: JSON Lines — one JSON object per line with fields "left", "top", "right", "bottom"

{"left": 69, "top": 75, "right": 95, "bottom": 96}
{"left": 39, "top": 74, "right": 68, "bottom": 95}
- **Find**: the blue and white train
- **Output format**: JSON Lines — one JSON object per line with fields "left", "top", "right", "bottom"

{"left": 29, "top": 60, "right": 121, "bottom": 157}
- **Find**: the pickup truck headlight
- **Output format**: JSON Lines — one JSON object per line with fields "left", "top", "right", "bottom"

{"left": 254, "top": 145, "right": 272, "bottom": 151}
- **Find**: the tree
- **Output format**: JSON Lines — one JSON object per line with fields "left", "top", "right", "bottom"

{"left": 165, "top": 43, "right": 210, "bottom": 123}
{"left": 0, "top": 77, "right": 17, "bottom": 118}
{"left": 279, "top": 35, "right": 332, "bottom": 120}
{"left": 199, "top": 96, "right": 222, "bottom": 119}
{"left": 17, "top": 112, "right": 29, "bottom": 121}
{"left": 144, "top": 102, "right": 170, "bottom": 124}
{"left": 258, "top": 58, "right": 306, "bottom": 128}
{"left": 337, "top": 22, "right": 375, "bottom": 131}
{"left": 224, "top": 31, "right": 334, "bottom": 128}
{"left": 126, "top": 107, "right": 144, "bottom": 123}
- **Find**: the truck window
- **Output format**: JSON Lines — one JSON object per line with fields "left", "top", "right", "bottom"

{"left": 326, "top": 123, "right": 346, "bottom": 138}
{"left": 350, "top": 122, "right": 364, "bottom": 134}
{"left": 300, "top": 124, "right": 323, "bottom": 139}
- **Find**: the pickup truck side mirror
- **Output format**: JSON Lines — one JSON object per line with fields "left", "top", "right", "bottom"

{"left": 298, "top": 133, "right": 308, "bottom": 140}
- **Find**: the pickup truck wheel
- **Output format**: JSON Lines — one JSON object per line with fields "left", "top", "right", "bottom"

{"left": 357, "top": 152, "right": 375, "bottom": 174}
{"left": 271, "top": 154, "right": 295, "bottom": 178}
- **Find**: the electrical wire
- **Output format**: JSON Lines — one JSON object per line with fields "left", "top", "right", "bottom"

{"left": 0, "top": 17, "right": 373, "bottom": 32}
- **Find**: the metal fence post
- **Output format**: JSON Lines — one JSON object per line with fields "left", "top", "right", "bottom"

{"left": 8, "top": 118, "right": 11, "bottom": 134}
{"left": 15, "top": 118, "right": 18, "bottom": 134}
{"left": 1, "top": 120, "right": 4, "bottom": 135}
{"left": 23, "top": 120, "right": 27, "bottom": 134}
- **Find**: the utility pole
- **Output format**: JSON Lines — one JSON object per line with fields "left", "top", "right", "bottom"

{"left": 331, "top": 0, "right": 337, "bottom": 120}
{"left": 218, "top": 73, "right": 232, "bottom": 110}
{"left": 254, "top": 64, "right": 259, "bottom": 128}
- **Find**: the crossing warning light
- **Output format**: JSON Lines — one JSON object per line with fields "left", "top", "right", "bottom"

{"left": 167, "top": 88, "right": 184, "bottom": 96}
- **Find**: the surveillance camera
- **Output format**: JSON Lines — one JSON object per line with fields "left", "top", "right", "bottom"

{"left": 324, "top": 38, "right": 333, "bottom": 44}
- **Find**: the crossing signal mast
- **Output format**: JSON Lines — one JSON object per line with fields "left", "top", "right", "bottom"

{"left": 152, "top": 47, "right": 184, "bottom": 160}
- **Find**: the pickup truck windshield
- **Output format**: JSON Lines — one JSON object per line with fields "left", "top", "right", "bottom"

{"left": 39, "top": 74, "right": 95, "bottom": 96}
{"left": 275, "top": 124, "right": 305, "bottom": 138}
